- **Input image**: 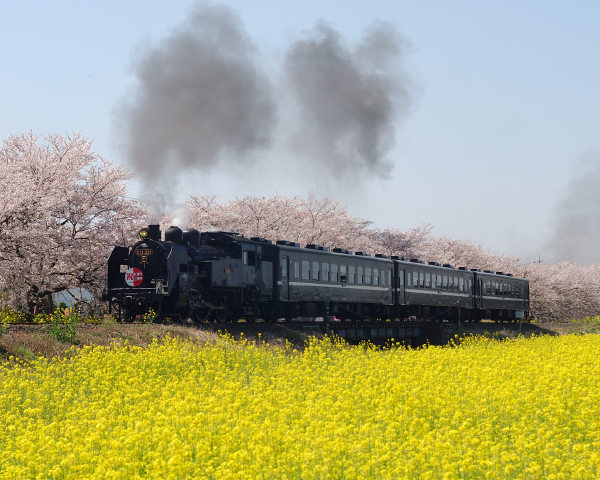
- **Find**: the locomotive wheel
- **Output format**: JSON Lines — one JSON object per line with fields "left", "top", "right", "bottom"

{"left": 208, "top": 298, "right": 229, "bottom": 323}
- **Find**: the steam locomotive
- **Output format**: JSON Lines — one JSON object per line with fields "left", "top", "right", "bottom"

{"left": 104, "top": 225, "right": 530, "bottom": 323}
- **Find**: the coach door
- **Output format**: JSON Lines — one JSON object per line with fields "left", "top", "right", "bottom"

{"left": 475, "top": 275, "right": 483, "bottom": 309}
{"left": 280, "top": 256, "right": 289, "bottom": 301}
{"left": 396, "top": 266, "right": 405, "bottom": 305}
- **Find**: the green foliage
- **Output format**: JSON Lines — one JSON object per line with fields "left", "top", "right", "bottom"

{"left": 102, "top": 314, "right": 118, "bottom": 325}
{"left": 0, "top": 307, "right": 26, "bottom": 324}
{"left": 15, "top": 346, "right": 36, "bottom": 361}
{"left": 569, "top": 315, "right": 600, "bottom": 324}
{"left": 582, "top": 315, "right": 600, "bottom": 324}
{"left": 141, "top": 308, "right": 157, "bottom": 324}
{"left": 41, "top": 308, "right": 81, "bottom": 344}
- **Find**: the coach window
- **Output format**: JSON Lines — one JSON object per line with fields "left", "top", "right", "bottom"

{"left": 281, "top": 259, "right": 288, "bottom": 279}
{"left": 294, "top": 261, "right": 300, "bottom": 279}
{"left": 425, "top": 273, "right": 431, "bottom": 288}
{"left": 312, "top": 261, "right": 320, "bottom": 281}
{"left": 302, "top": 261, "right": 310, "bottom": 280}
{"left": 418, "top": 272, "right": 424, "bottom": 288}
{"left": 388, "top": 270, "right": 392, "bottom": 287}
{"left": 459, "top": 277, "right": 464, "bottom": 292}
{"left": 243, "top": 251, "right": 256, "bottom": 266}
{"left": 365, "top": 267, "right": 372, "bottom": 285}
{"left": 331, "top": 263, "right": 338, "bottom": 282}
{"left": 357, "top": 266, "right": 363, "bottom": 284}
{"left": 349, "top": 265, "right": 356, "bottom": 284}
{"left": 340, "top": 265, "right": 348, "bottom": 284}
{"left": 442, "top": 275, "right": 448, "bottom": 289}
{"left": 373, "top": 268, "right": 379, "bottom": 286}
{"left": 380, "top": 269, "right": 385, "bottom": 287}
{"left": 322, "top": 263, "right": 329, "bottom": 282}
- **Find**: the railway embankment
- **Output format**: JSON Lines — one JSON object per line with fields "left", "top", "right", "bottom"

{"left": 1, "top": 320, "right": 599, "bottom": 362}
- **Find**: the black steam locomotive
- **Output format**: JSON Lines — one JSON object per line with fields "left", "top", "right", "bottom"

{"left": 105, "top": 225, "right": 530, "bottom": 323}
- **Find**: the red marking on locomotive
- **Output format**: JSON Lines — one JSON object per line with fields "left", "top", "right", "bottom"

{"left": 125, "top": 267, "right": 143, "bottom": 287}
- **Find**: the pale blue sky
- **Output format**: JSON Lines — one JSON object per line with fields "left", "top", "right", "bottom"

{"left": 2, "top": 1, "right": 599, "bottom": 262}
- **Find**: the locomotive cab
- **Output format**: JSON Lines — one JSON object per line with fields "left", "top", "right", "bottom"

{"left": 105, "top": 225, "right": 222, "bottom": 320}
{"left": 105, "top": 226, "right": 171, "bottom": 318}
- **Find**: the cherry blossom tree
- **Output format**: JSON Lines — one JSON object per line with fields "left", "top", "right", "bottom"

{"left": 187, "top": 193, "right": 374, "bottom": 252}
{"left": 519, "top": 262, "right": 600, "bottom": 321}
{"left": 370, "top": 225, "right": 432, "bottom": 259}
{"left": 418, "top": 236, "right": 521, "bottom": 272}
{"left": 0, "top": 132, "right": 145, "bottom": 312}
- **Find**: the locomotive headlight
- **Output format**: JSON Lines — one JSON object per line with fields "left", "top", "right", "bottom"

{"left": 139, "top": 228, "right": 149, "bottom": 239}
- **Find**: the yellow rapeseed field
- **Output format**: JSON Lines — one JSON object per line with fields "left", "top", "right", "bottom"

{"left": 1, "top": 333, "right": 600, "bottom": 479}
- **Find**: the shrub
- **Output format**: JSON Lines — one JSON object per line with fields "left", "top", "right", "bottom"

{"left": 141, "top": 308, "right": 157, "bottom": 324}
{"left": 43, "top": 308, "right": 80, "bottom": 344}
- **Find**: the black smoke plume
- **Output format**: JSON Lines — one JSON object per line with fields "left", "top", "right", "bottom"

{"left": 283, "top": 21, "right": 413, "bottom": 180}
{"left": 119, "top": 3, "right": 414, "bottom": 195}
{"left": 546, "top": 153, "right": 600, "bottom": 264}
{"left": 120, "top": 3, "right": 275, "bottom": 185}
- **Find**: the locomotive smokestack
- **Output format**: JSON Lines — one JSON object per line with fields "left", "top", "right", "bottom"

{"left": 148, "top": 224, "right": 161, "bottom": 241}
